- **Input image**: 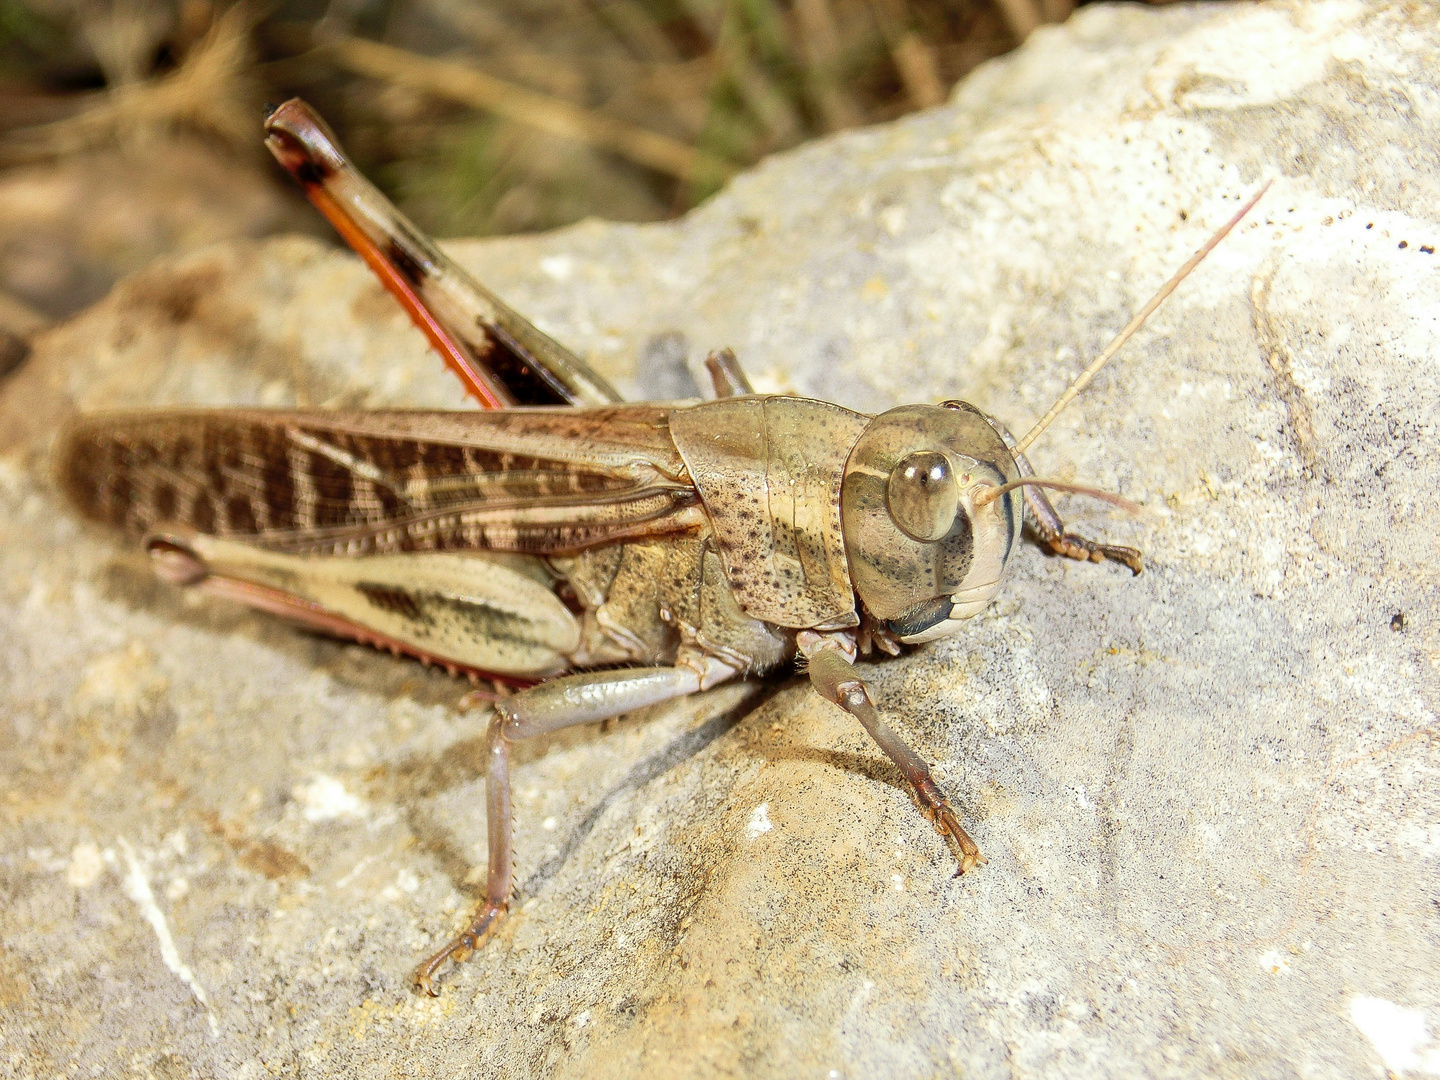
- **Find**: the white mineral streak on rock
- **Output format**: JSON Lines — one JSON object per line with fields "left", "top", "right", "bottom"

{"left": 745, "top": 803, "right": 774, "bottom": 839}
{"left": 1349, "top": 998, "right": 1440, "bottom": 1076}
{"left": 118, "top": 838, "right": 219, "bottom": 1037}
{"left": 64, "top": 842, "right": 104, "bottom": 888}
{"left": 292, "top": 774, "right": 367, "bottom": 822}
{"left": 540, "top": 254, "right": 576, "bottom": 281}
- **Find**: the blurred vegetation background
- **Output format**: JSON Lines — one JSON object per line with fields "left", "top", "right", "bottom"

{"left": 0, "top": 0, "right": 1184, "bottom": 368}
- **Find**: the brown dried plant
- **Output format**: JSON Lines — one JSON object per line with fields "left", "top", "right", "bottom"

{"left": 2, "top": 2, "right": 260, "bottom": 163}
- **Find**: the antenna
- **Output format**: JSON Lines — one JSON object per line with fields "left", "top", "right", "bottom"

{"left": 972, "top": 477, "right": 1142, "bottom": 513}
{"left": 1012, "top": 180, "right": 1271, "bottom": 457}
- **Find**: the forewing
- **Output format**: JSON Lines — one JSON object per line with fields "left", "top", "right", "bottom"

{"left": 58, "top": 406, "right": 702, "bottom": 557}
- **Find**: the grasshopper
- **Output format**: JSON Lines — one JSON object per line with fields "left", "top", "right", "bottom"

{"left": 56, "top": 99, "right": 1267, "bottom": 995}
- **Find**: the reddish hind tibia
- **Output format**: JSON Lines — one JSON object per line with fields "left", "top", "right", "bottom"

{"left": 263, "top": 100, "right": 511, "bottom": 410}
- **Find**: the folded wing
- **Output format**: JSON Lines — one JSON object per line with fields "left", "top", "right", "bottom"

{"left": 58, "top": 406, "right": 702, "bottom": 557}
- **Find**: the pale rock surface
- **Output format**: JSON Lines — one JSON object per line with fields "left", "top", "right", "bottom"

{"left": 3, "top": 2, "right": 1439, "bottom": 1076}
{"left": 0, "top": 137, "right": 316, "bottom": 321}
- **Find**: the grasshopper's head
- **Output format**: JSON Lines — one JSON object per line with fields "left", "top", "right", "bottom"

{"left": 841, "top": 402, "right": 1023, "bottom": 644}
{"left": 834, "top": 184, "right": 1271, "bottom": 643}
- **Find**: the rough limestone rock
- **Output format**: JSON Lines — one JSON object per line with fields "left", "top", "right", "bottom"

{"left": 3, "top": 3, "right": 1438, "bottom": 1076}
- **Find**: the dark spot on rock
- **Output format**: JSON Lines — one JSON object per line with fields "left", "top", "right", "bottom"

{"left": 1024, "top": 992, "right": 1060, "bottom": 1029}
{"left": 239, "top": 840, "right": 310, "bottom": 880}
{"left": 1390, "top": 612, "right": 1404, "bottom": 632}
{"left": 204, "top": 812, "right": 310, "bottom": 879}
{"left": 1399, "top": 240, "right": 1408, "bottom": 249}
{"left": 125, "top": 263, "right": 224, "bottom": 325}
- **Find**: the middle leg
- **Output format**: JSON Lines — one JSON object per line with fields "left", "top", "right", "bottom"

{"left": 412, "top": 661, "right": 734, "bottom": 994}
{"left": 704, "top": 347, "right": 755, "bottom": 398}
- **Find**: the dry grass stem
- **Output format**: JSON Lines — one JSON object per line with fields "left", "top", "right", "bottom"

{"left": 794, "top": 0, "right": 866, "bottom": 131}
{"left": 866, "top": 0, "right": 948, "bottom": 110}
{"left": 593, "top": 0, "right": 686, "bottom": 62}
{"left": 633, "top": 57, "right": 718, "bottom": 134}
{"left": 1, "top": 5, "right": 259, "bottom": 163}
{"left": 79, "top": 0, "right": 172, "bottom": 87}
{"left": 892, "top": 33, "right": 947, "bottom": 108}
{"left": 992, "top": 0, "right": 1043, "bottom": 42}
{"left": 0, "top": 0, "right": 1037, "bottom": 241}
{"left": 325, "top": 35, "right": 737, "bottom": 182}
{"left": 710, "top": 7, "right": 804, "bottom": 145}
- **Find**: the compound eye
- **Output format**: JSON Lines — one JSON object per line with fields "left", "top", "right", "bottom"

{"left": 886, "top": 450, "right": 960, "bottom": 542}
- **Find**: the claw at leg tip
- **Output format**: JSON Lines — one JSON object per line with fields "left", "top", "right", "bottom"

{"left": 411, "top": 963, "right": 441, "bottom": 997}
{"left": 951, "top": 851, "right": 987, "bottom": 878}
{"left": 411, "top": 939, "right": 467, "bottom": 997}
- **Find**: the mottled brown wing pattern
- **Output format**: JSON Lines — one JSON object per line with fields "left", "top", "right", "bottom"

{"left": 58, "top": 406, "right": 702, "bottom": 557}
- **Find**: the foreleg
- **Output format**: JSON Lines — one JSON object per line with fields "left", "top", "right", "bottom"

{"left": 985, "top": 415, "right": 1142, "bottom": 573}
{"left": 1020, "top": 480, "right": 1142, "bottom": 572}
{"left": 805, "top": 644, "right": 985, "bottom": 874}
